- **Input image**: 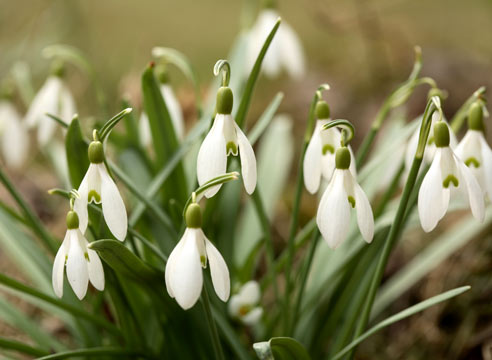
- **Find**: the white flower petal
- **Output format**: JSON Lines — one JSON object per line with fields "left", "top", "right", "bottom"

{"left": 139, "top": 112, "right": 152, "bottom": 147}
{"left": 52, "top": 232, "right": 70, "bottom": 298}
{"left": 60, "top": 85, "right": 76, "bottom": 124}
{"left": 161, "top": 84, "right": 184, "bottom": 140}
{"left": 303, "top": 124, "right": 322, "bottom": 194}
{"left": 348, "top": 146, "right": 357, "bottom": 177}
{"left": 316, "top": 170, "right": 351, "bottom": 249}
{"left": 169, "top": 228, "right": 203, "bottom": 310}
{"left": 242, "top": 307, "right": 263, "bottom": 326}
{"left": 235, "top": 123, "right": 257, "bottom": 194}
{"left": 1, "top": 103, "right": 29, "bottom": 169}
{"left": 98, "top": 164, "right": 127, "bottom": 241}
{"left": 24, "top": 76, "right": 61, "bottom": 128}
{"left": 228, "top": 294, "right": 242, "bottom": 317}
{"left": 418, "top": 150, "right": 449, "bottom": 232}
{"left": 74, "top": 164, "right": 98, "bottom": 234}
{"left": 279, "top": 21, "right": 305, "bottom": 79}
{"left": 66, "top": 230, "right": 89, "bottom": 300}
{"left": 457, "top": 154, "right": 485, "bottom": 222}
{"left": 239, "top": 281, "right": 261, "bottom": 305}
{"left": 197, "top": 114, "right": 227, "bottom": 198}
{"left": 353, "top": 180, "right": 374, "bottom": 243}
{"left": 84, "top": 233, "right": 105, "bottom": 291}
{"left": 205, "top": 235, "right": 230, "bottom": 302}
{"left": 164, "top": 234, "right": 186, "bottom": 299}
{"left": 480, "top": 135, "right": 492, "bottom": 199}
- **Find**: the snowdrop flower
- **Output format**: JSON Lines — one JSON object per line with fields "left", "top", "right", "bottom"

{"left": 418, "top": 121, "right": 485, "bottom": 232}
{"left": 74, "top": 140, "right": 127, "bottom": 241}
{"left": 455, "top": 101, "right": 492, "bottom": 200}
{"left": 304, "top": 101, "right": 356, "bottom": 194}
{"left": 52, "top": 210, "right": 104, "bottom": 300}
{"left": 405, "top": 111, "right": 457, "bottom": 171}
{"left": 246, "top": 6, "right": 305, "bottom": 79}
{"left": 25, "top": 65, "right": 75, "bottom": 146}
{"left": 228, "top": 281, "right": 263, "bottom": 326}
{"left": 0, "top": 99, "right": 29, "bottom": 169}
{"left": 317, "top": 147, "right": 374, "bottom": 249}
{"left": 165, "top": 203, "right": 230, "bottom": 310}
{"left": 139, "top": 70, "right": 184, "bottom": 146}
{"left": 197, "top": 86, "right": 256, "bottom": 197}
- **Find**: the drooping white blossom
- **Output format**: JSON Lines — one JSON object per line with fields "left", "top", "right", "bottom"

{"left": 246, "top": 8, "right": 305, "bottom": 79}
{"left": 165, "top": 204, "right": 230, "bottom": 310}
{"left": 228, "top": 281, "right": 263, "bottom": 326}
{"left": 74, "top": 141, "right": 127, "bottom": 241}
{"left": 418, "top": 121, "right": 485, "bottom": 232}
{"left": 316, "top": 147, "right": 374, "bottom": 249}
{"left": 197, "top": 86, "right": 256, "bottom": 197}
{"left": 139, "top": 84, "right": 184, "bottom": 146}
{"left": 0, "top": 100, "right": 29, "bottom": 169}
{"left": 52, "top": 211, "right": 104, "bottom": 300}
{"left": 24, "top": 75, "right": 75, "bottom": 146}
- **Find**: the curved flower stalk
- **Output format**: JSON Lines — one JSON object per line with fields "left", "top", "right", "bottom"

{"left": 455, "top": 101, "right": 492, "bottom": 200}
{"left": 317, "top": 146, "right": 374, "bottom": 248}
{"left": 24, "top": 64, "right": 75, "bottom": 146}
{"left": 418, "top": 121, "right": 485, "bottom": 232}
{"left": 139, "top": 68, "right": 184, "bottom": 146}
{"left": 165, "top": 203, "right": 230, "bottom": 310}
{"left": 197, "top": 79, "right": 257, "bottom": 197}
{"left": 74, "top": 136, "right": 128, "bottom": 241}
{"left": 228, "top": 281, "right": 263, "bottom": 326}
{"left": 304, "top": 100, "right": 356, "bottom": 194}
{"left": 53, "top": 209, "right": 104, "bottom": 300}
{"left": 246, "top": 5, "right": 305, "bottom": 79}
{"left": 0, "top": 99, "right": 29, "bottom": 169}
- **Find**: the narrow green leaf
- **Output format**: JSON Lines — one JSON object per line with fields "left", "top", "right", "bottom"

{"left": 98, "top": 108, "right": 133, "bottom": 141}
{"left": 331, "top": 286, "right": 471, "bottom": 360}
{"left": 235, "top": 18, "right": 281, "bottom": 129}
{"left": 0, "top": 337, "right": 49, "bottom": 357}
{"left": 89, "top": 239, "right": 162, "bottom": 283}
{"left": 142, "top": 64, "right": 188, "bottom": 204}
{"left": 37, "top": 347, "right": 150, "bottom": 360}
{"left": 248, "top": 92, "right": 284, "bottom": 145}
{"left": 254, "top": 337, "right": 311, "bottom": 360}
{"left": 65, "top": 117, "right": 89, "bottom": 188}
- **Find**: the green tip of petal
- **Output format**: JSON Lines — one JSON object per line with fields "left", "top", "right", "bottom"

{"left": 434, "top": 122, "right": 450, "bottom": 148}
{"left": 468, "top": 102, "right": 485, "bottom": 131}
{"left": 66, "top": 210, "right": 79, "bottom": 229}
{"left": 315, "top": 100, "right": 330, "bottom": 120}
{"left": 335, "top": 147, "right": 351, "bottom": 169}
{"left": 88, "top": 141, "right": 104, "bottom": 163}
{"left": 216, "top": 86, "right": 233, "bottom": 114}
{"left": 185, "top": 203, "right": 202, "bottom": 229}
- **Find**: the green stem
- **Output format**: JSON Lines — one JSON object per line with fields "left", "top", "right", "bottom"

{"left": 0, "top": 167, "right": 58, "bottom": 253}
{"left": 251, "top": 188, "right": 279, "bottom": 303}
{"left": 0, "top": 337, "right": 49, "bottom": 357}
{"left": 201, "top": 285, "right": 226, "bottom": 360}
{"left": 355, "top": 107, "right": 388, "bottom": 169}
{"left": 37, "top": 347, "right": 151, "bottom": 360}
{"left": 0, "top": 273, "right": 121, "bottom": 336}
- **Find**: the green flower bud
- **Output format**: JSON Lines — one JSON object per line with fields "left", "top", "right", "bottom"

{"left": 315, "top": 100, "right": 330, "bottom": 120}
{"left": 88, "top": 141, "right": 104, "bottom": 163}
{"left": 185, "top": 203, "right": 202, "bottom": 229}
{"left": 66, "top": 210, "right": 79, "bottom": 230}
{"left": 468, "top": 101, "right": 485, "bottom": 132}
{"left": 335, "top": 147, "right": 351, "bottom": 170}
{"left": 216, "top": 86, "right": 233, "bottom": 115}
{"left": 434, "top": 121, "right": 450, "bottom": 148}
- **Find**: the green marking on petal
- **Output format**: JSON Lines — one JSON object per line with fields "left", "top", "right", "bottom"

{"left": 465, "top": 157, "right": 481, "bottom": 168}
{"left": 88, "top": 190, "right": 101, "bottom": 203}
{"left": 84, "top": 252, "right": 90, "bottom": 261}
{"left": 200, "top": 255, "right": 207, "bottom": 268}
{"left": 226, "top": 141, "right": 238, "bottom": 156}
{"left": 427, "top": 136, "right": 435, "bottom": 145}
{"left": 348, "top": 196, "right": 356, "bottom": 208}
{"left": 443, "top": 175, "right": 459, "bottom": 188}
{"left": 239, "top": 305, "right": 252, "bottom": 316}
{"left": 64, "top": 255, "right": 68, "bottom": 265}
{"left": 322, "top": 144, "right": 335, "bottom": 155}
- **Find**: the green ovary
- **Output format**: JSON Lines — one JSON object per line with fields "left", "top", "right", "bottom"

{"left": 465, "top": 157, "right": 480, "bottom": 168}
{"left": 443, "top": 175, "right": 459, "bottom": 188}
{"left": 322, "top": 144, "right": 335, "bottom": 155}
{"left": 348, "top": 196, "right": 356, "bottom": 208}
{"left": 88, "top": 190, "right": 101, "bottom": 203}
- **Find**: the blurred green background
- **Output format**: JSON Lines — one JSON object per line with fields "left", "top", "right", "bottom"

{"left": 1, "top": 1, "right": 492, "bottom": 359}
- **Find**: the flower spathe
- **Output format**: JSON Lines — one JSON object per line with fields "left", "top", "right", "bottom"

{"left": 0, "top": 100, "right": 29, "bottom": 169}
{"left": 304, "top": 102, "right": 356, "bottom": 194}
{"left": 74, "top": 141, "right": 127, "bottom": 241}
{"left": 246, "top": 8, "right": 305, "bottom": 79}
{"left": 165, "top": 204, "right": 230, "bottom": 310}
{"left": 197, "top": 87, "right": 256, "bottom": 197}
{"left": 24, "top": 75, "right": 75, "bottom": 146}
{"left": 228, "top": 281, "right": 263, "bottom": 326}
{"left": 52, "top": 211, "right": 104, "bottom": 300}
{"left": 316, "top": 147, "right": 374, "bottom": 249}
{"left": 418, "top": 122, "right": 485, "bottom": 232}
